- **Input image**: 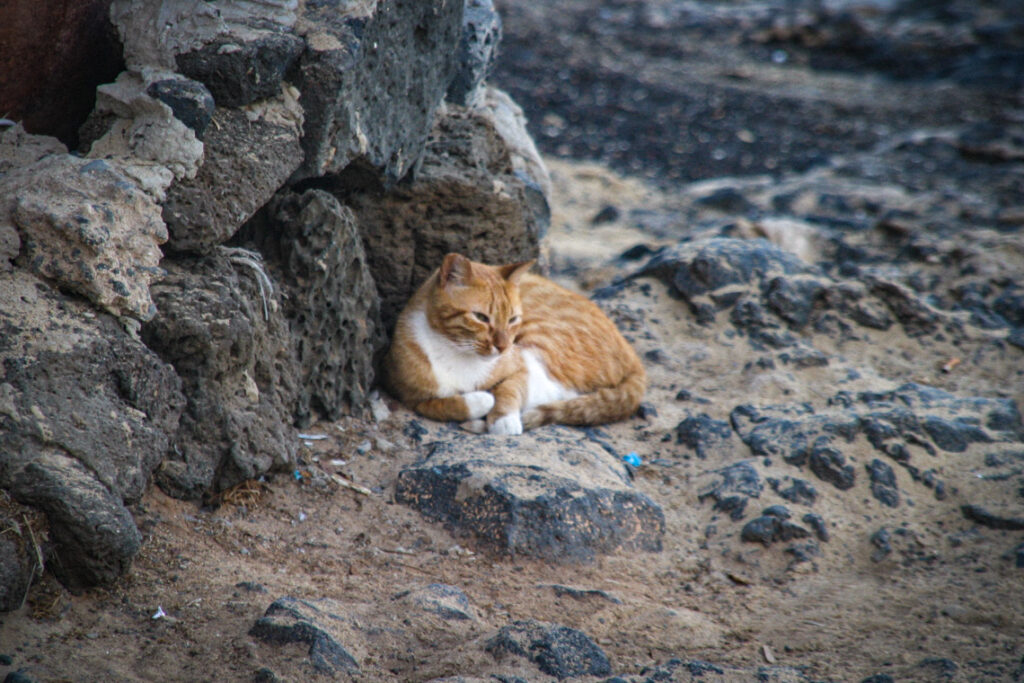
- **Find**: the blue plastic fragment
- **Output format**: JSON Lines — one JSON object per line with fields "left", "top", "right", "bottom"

{"left": 622, "top": 452, "right": 642, "bottom": 467}
{"left": 293, "top": 469, "right": 303, "bottom": 481}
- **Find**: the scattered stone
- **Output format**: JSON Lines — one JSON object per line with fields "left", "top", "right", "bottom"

{"left": 543, "top": 584, "right": 622, "bottom": 605}
{"left": 394, "top": 432, "right": 664, "bottom": 562}
{"left": 485, "top": 619, "right": 611, "bottom": 679}
{"left": 392, "top": 584, "right": 477, "bottom": 621}
{"left": 870, "top": 528, "right": 893, "bottom": 562}
{"left": 620, "top": 657, "right": 817, "bottom": 682}
{"left": 867, "top": 459, "right": 900, "bottom": 508}
{"left": 250, "top": 597, "right": 359, "bottom": 675}
{"left": 676, "top": 415, "right": 735, "bottom": 459}
{"left": 769, "top": 477, "right": 818, "bottom": 506}
{"left": 697, "top": 462, "right": 763, "bottom": 508}
{"left": 740, "top": 509, "right": 811, "bottom": 547}
{"left": 961, "top": 504, "right": 1024, "bottom": 531}
{"left": 807, "top": 442, "right": 856, "bottom": 490}
{"left": 802, "top": 513, "right": 830, "bottom": 542}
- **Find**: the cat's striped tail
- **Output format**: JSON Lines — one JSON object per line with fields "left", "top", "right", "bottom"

{"left": 522, "top": 366, "right": 647, "bottom": 430}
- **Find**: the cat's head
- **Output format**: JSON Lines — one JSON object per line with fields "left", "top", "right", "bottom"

{"left": 427, "top": 252, "right": 534, "bottom": 357}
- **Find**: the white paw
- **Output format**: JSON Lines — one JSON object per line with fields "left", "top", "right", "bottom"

{"left": 460, "top": 419, "right": 487, "bottom": 433}
{"left": 462, "top": 391, "right": 495, "bottom": 419}
{"left": 489, "top": 412, "right": 523, "bottom": 436}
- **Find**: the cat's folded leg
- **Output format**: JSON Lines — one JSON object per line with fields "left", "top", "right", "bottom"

{"left": 485, "top": 371, "right": 528, "bottom": 435}
{"left": 413, "top": 391, "right": 494, "bottom": 422}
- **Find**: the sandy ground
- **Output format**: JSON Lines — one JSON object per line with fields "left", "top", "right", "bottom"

{"left": 2, "top": 156, "right": 1022, "bottom": 682}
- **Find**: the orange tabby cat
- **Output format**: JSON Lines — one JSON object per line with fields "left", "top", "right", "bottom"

{"left": 384, "top": 252, "right": 646, "bottom": 435}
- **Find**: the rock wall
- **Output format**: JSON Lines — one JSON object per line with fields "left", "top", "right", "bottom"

{"left": 0, "top": 0, "right": 548, "bottom": 599}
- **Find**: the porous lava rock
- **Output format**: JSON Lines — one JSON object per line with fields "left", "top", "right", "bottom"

{"left": 394, "top": 429, "right": 664, "bottom": 562}
{"left": 141, "top": 251, "right": 298, "bottom": 498}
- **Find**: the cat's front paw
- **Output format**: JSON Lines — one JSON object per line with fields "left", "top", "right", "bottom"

{"left": 462, "top": 391, "right": 495, "bottom": 419}
{"left": 460, "top": 419, "right": 487, "bottom": 433}
{"left": 488, "top": 412, "right": 523, "bottom": 436}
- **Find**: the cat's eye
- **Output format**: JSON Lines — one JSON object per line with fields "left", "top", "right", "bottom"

{"left": 509, "top": 315, "right": 520, "bottom": 324}
{"left": 473, "top": 312, "right": 490, "bottom": 323}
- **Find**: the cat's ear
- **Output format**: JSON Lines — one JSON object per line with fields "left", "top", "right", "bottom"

{"left": 498, "top": 259, "right": 535, "bottom": 284}
{"left": 440, "top": 253, "right": 473, "bottom": 288}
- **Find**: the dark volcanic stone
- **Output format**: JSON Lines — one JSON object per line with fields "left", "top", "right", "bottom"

{"left": 698, "top": 461, "right": 763, "bottom": 505}
{"left": 771, "top": 477, "right": 818, "bottom": 506}
{"left": 870, "top": 528, "right": 892, "bottom": 562}
{"left": 1, "top": 272, "right": 183, "bottom": 593}
{"left": 961, "top": 504, "right": 1024, "bottom": 531}
{"left": 713, "top": 495, "right": 748, "bottom": 521}
{"left": 922, "top": 416, "right": 991, "bottom": 453}
{"left": 250, "top": 597, "right": 359, "bottom": 675}
{"left": 292, "top": 0, "right": 463, "bottom": 183}
{"left": 808, "top": 441, "right": 856, "bottom": 490}
{"left": 235, "top": 189, "right": 385, "bottom": 425}
{"left": 176, "top": 31, "right": 304, "bottom": 108}
{"left": 446, "top": 0, "right": 502, "bottom": 106}
{"left": 162, "top": 105, "right": 302, "bottom": 253}
{"left": 485, "top": 619, "right": 611, "bottom": 678}
{"left": 394, "top": 434, "right": 664, "bottom": 562}
{"left": 675, "top": 414, "right": 734, "bottom": 459}
{"left": 765, "top": 275, "right": 826, "bottom": 329}
{"left": 633, "top": 238, "right": 814, "bottom": 301}
{"left": 867, "top": 459, "right": 900, "bottom": 508}
{"left": 740, "top": 511, "right": 811, "bottom": 547}
{"left": 802, "top": 513, "right": 830, "bottom": 542}
{"left": 142, "top": 253, "right": 299, "bottom": 498}
{"left": 13, "top": 454, "right": 141, "bottom": 592}
{"left": 145, "top": 78, "right": 215, "bottom": 139}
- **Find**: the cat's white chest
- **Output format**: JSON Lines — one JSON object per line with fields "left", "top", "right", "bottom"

{"left": 409, "top": 311, "right": 500, "bottom": 397}
{"left": 522, "top": 348, "right": 578, "bottom": 409}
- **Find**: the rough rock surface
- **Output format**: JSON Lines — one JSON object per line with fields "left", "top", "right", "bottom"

{"left": 0, "top": 270, "right": 183, "bottom": 591}
{"left": 141, "top": 252, "right": 298, "bottom": 498}
{"left": 234, "top": 189, "right": 385, "bottom": 426}
{"left": 394, "top": 428, "right": 664, "bottom": 562}
{"left": 161, "top": 93, "right": 304, "bottom": 253}
{"left": 346, "top": 97, "right": 549, "bottom": 327}
{"left": 0, "top": 152, "right": 167, "bottom": 321}
{"left": 289, "top": 0, "right": 464, "bottom": 183}
{"left": 485, "top": 619, "right": 611, "bottom": 678}
{"left": 249, "top": 597, "right": 360, "bottom": 676}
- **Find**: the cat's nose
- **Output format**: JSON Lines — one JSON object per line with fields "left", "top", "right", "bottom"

{"left": 493, "top": 330, "right": 510, "bottom": 352}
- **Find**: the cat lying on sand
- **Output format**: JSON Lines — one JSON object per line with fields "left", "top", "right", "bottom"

{"left": 384, "top": 253, "right": 646, "bottom": 435}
